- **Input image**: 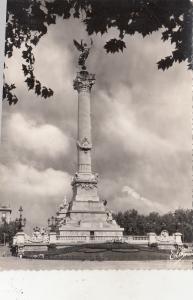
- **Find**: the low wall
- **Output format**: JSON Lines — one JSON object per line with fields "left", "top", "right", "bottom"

{"left": 56, "top": 235, "right": 122, "bottom": 243}
{"left": 125, "top": 236, "right": 149, "bottom": 245}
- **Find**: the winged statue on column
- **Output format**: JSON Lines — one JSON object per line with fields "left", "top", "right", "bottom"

{"left": 73, "top": 39, "right": 93, "bottom": 70}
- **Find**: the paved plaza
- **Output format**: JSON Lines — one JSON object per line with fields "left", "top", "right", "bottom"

{"left": 0, "top": 257, "right": 191, "bottom": 271}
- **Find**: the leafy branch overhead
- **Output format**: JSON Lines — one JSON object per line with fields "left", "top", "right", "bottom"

{"left": 4, "top": 0, "right": 192, "bottom": 104}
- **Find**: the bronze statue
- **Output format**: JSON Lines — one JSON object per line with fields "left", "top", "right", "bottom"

{"left": 73, "top": 39, "right": 93, "bottom": 70}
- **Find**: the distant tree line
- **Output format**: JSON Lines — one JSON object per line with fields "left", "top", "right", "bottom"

{"left": 0, "top": 208, "right": 192, "bottom": 245}
{"left": 114, "top": 209, "right": 193, "bottom": 243}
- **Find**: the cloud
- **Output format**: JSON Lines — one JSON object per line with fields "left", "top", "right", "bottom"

{"left": 121, "top": 186, "right": 166, "bottom": 213}
{"left": 7, "top": 113, "right": 70, "bottom": 158}
{"left": 0, "top": 162, "right": 72, "bottom": 231}
{"left": 0, "top": 162, "right": 71, "bottom": 198}
{"left": 101, "top": 89, "right": 174, "bottom": 157}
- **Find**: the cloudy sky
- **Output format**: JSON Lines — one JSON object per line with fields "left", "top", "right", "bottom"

{"left": 0, "top": 17, "right": 192, "bottom": 231}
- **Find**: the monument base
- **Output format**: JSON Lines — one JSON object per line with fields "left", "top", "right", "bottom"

{"left": 57, "top": 226, "right": 123, "bottom": 244}
{"left": 54, "top": 198, "right": 124, "bottom": 244}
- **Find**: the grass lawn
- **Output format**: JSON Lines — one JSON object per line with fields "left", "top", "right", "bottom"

{"left": 22, "top": 242, "right": 174, "bottom": 261}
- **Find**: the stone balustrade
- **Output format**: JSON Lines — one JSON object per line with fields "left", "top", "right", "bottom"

{"left": 12, "top": 229, "right": 183, "bottom": 257}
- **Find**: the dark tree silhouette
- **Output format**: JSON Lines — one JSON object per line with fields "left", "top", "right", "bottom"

{"left": 4, "top": 0, "right": 192, "bottom": 104}
{"left": 0, "top": 221, "right": 17, "bottom": 245}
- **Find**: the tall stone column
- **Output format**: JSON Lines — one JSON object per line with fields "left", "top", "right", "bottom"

{"left": 74, "top": 70, "right": 95, "bottom": 175}
{"left": 72, "top": 70, "right": 99, "bottom": 202}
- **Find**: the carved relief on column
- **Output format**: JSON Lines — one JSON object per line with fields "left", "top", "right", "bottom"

{"left": 77, "top": 137, "right": 92, "bottom": 152}
{"left": 74, "top": 182, "right": 97, "bottom": 191}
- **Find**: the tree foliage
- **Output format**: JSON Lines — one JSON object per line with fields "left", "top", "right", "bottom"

{"left": 4, "top": 0, "right": 192, "bottom": 104}
{"left": 114, "top": 208, "right": 193, "bottom": 242}
{"left": 0, "top": 221, "right": 17, "bottom": 245}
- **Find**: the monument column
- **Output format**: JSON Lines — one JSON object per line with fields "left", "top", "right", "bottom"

{"left": 73, "top": 70, "right": 95, "bottom": 176}
{"left": 56, "top": 39, "right": 124, "bottom": 239}
{"left": 72, "top": 70, "right": 98, "bottom": 202}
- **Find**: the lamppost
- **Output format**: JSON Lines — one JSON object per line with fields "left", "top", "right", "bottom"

{"left": 15, "top": 206, "right": 26, "bottom": 232}
{"left": 48, "top": 216, "right": 57, "bottom": 232}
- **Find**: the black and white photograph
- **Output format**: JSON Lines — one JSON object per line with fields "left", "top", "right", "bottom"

{"left": 0, "top": 0, "right": 192, "bottom": 270}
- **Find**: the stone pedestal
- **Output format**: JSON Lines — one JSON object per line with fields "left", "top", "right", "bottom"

{"left": 49, "top": 232, "right": 57, "bottom": 244}
{"left": 15, "top": 232, "right": 25, "bottom": 244}
{"left": 148, "top": 232, "right": 157, "bottom": 244}
{"left": 174, "top": 232, "right": 183, "bottom": 245}
{"left": 13, "top": 232, "right": 25, "bottom": 257}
